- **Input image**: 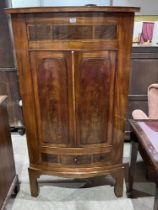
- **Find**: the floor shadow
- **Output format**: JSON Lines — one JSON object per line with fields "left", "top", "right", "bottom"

{"left": 127, "top": 189, "right": 154, "bottom": 198}
{"left": 124, "top": 161, "right": 155, "bottom": 199}
{"left": 39, "top": 175, "right": 115, "bottom": 189}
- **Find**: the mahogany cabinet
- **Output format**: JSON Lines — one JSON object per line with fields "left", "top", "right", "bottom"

{"left": 7, "top": 6, "right": 139, "bottom": 197}
{"left": 0, "top": 0, "right": 23, "bottom": 132}
{"left": 0, "top": 96, "right": 19, "bottom": 210}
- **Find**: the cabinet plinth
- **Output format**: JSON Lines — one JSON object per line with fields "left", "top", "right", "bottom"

{"left": 7, "top": 6, "right": 139, "bottom": 197}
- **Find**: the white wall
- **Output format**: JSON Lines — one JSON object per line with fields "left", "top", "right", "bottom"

{"left": 40, "top": 0, "right": 109, "bottom": 6}
{"left": 11, "top": 0, "right": 40, "bottom": 7}
{"left": 113, "top": 0, "right": 158, "bottom": 15}
{"left": 11, "top": 0, "right": 109, "bottom": 7}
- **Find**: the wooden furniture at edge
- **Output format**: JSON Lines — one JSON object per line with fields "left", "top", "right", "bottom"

{"left": 6, "top": 6, "right": 139, "bottom": 197}
{"left": 128, "top": 120, "right": 158, "bottom": 210}
{"left": 0, "top": 0, "right": 24, "bottom": 133}
{"left": 0, "top": 96, "right": 19, "bottom": 210}
{"left": 125, "top": 46, "right": 158, "bottom": 138}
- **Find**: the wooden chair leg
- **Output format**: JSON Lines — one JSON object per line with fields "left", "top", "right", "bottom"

{"left": 28, "top": 168, "right": 40, "bottom": 197}
{"left": 127, "top": 132, "right": 138, "bottom": 197}
{"left": 154, "top": 183, "right": 158, "bottom": 210}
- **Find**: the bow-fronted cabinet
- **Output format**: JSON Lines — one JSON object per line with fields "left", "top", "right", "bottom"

{"left": 6, "top": 6, "right": 139, "bottom": 197}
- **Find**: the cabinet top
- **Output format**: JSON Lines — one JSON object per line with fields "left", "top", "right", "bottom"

{"left": 6, "top": 6, "right": 140, "bottom": 14}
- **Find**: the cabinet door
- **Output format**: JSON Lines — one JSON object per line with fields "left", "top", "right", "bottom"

{"left": 30, "top": 51, "right": 73, "bottom": 147}
{"left": 75, "top": 51, "right": 117, "bottom": 147}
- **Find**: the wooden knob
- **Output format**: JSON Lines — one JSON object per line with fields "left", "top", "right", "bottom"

{"left": 74, "top": 157, "right": 79, "bottom": 164}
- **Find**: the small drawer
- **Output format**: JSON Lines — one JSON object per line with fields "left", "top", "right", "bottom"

{"left": 41, "top": 153, "right": 58, "bottom": 163}
{"left": 93, "top": 153, "right": 110, "bottom": 163}
{"left": 60, "top": 155, "right": 91, "bottom": 165}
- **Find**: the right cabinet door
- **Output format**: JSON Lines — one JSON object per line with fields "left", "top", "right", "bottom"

{"left": 74, "top": 51, "right": 117, "bottom": 148}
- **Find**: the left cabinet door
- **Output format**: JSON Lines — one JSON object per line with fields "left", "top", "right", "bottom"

{"left": 30, "top": 51, "right": 73, "bottom": 147}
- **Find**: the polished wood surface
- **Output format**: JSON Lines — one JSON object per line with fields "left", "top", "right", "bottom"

{"left": 30, "top": 51, "right": 70, "bottom": 146}
{"left": 0, "top": 96, "right": 19, "bottom": 210}
{"left": 8, "top": 6, "right": 138, "bottom": 197}
{"left": 75, "top": 51, "right": 116, "bottom": 146}
{"left": 128, "top": 119, "right": 158, "bottom": 210}
{"left": 6, "top": 6, "right": 140, "bottom": 14}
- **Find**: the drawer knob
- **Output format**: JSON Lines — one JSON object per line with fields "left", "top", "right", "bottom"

{"left": 74, "top": 157, "right": 79, "bottom": 164}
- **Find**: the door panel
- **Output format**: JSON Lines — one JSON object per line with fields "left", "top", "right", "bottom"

{"left": 75, "top": 51, "right": 117, "bottom": 146}
{"left": 30, "top": 51, "right": 72, "bottom": 146}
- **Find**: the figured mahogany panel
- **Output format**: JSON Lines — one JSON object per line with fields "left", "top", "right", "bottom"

{"left": 30, "top": 52, "right": 70, "bottom": 145}
{"left": 53, "top": 25, "right": 92, "bottom": 40}
{"left": 28, "top": 25, "right": 52, "bottom": 40}
{"left": 75, "top": 51, "right": 117, "bottom": 146}
{"left": 28, "top": 24, "right": 117, "bottom": 41}
{"left": 28, "top": 24, "right": 93, "bottom": 41}
{"left": 95, "top": 25, "right": 117, "bottom": 39}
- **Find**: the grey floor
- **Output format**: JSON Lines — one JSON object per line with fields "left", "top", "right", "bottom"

{"left": 5, "top": 134, "right": 156, "bottom": 210}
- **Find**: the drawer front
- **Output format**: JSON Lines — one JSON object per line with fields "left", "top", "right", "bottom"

{"left": 93, "top": 153, "right": 110, "bottom": 163}
{"left": 61, "top": 155, "right": 91, "bottom": 165}
{"left": 41, "top": 152, "right": 111, "bottom": 166}
{"left": 41, "top": 153, "right": 58, "bottom": 164}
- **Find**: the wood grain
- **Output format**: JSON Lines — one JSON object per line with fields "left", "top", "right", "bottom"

{"left": 0, "top": 96, "right": 19, "bottom": 209}
{"left": 6, "top": 6, "right": 140, "bottom": 14}
{"left": 75, "top": 51, "right": 116, "bottom": 146}
{"left": 30, "top": 51, "right": 70, "bottom": 145}
{"left": 8, "top": 7, "right": 138, "bottom": 197}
